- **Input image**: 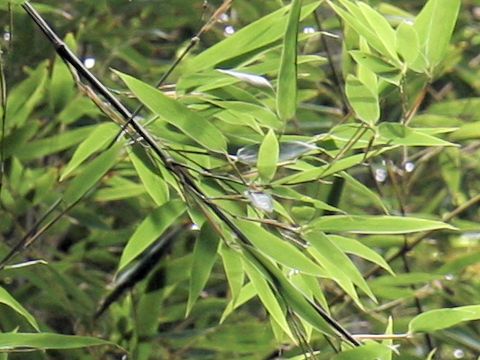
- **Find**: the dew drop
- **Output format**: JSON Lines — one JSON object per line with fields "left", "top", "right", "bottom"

{"left": 303, "top": 26, "right": 316, "bottom": 34}
{"left": 405, "top": 162, "right": 415, "bottom": 173}
{"left": 375, "top": 168, "right": 387, "bottom": 183}
{"left": 224, "top": 25, "right": 235, "bottom": 36}
{"left": 84, "top": 57, "right": 96, "bottom": 69}
{"left": 453, "top": 349, "right": 465, "bottom": 359}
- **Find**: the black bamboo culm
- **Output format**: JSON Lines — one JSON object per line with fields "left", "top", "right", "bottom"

{"left": 21, "top": 1, "right": 360, "bottom": 347}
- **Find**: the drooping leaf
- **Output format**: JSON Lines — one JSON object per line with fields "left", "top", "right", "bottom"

{"left": 63, "top": 143, "right": 122, "bottom": 205}
{"left": 0, "top": 287, "right": 39, "bottom": 331}
{"left": 305, "top": 231, "right": 376, "bottom": 301}
{"left": 242, "top": 260, "right": 293, "bottom": 339}
{"left": 330, "top": 235, "right": 394, "bottom": 274}
{"left": 129, "top": 144, "right": 169, "bottom": 206}
{"left": 187, "top": 222, "right": 220, "bottom": 315}
{"left": 236, "top": 220, "right": 326, "bottom": 277}
{"left": 61, "top": 123, "right": 119, "bottom": 181}
{"left": 118, "top": 200, "right": 186, "bottom": 271}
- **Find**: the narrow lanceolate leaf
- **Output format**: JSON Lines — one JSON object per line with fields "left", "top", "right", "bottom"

{"left": 257, "top": 129, "right": 279, "bottom": 182}
{"left": 277, "top": 0, "right": 302, "bottom": 122}
{"left": 61, "top": 123, "right": 118, "bottom": 181}
{"left": 220, "top": 244, "right": 245, "bottom": 306}
{"left": 413, "top": 0, "right": 461, "bottom": 69}
{"left": 0, "top": 333, "right": 116, "bottom": 351}
{"left": 129, "top": 144, "right": 169, "bottom": 206}
{"left": 186, "top": 1, "right": 321, "bottom": 73}
{"left": 409, "top": 305, "right": 480, "bottom": 333}
{"left": 345, "top": 75, "right": 379, "bottom": 125}
{"left": 305, "top": 232, "right": 376, "bottom": 301}
{"left": 187, "top": 222, "right": 220, "bottom": 316}
{"left": 330, "top": 235, "right": 394, "bottom": 274}
{"left": 118, "top": 200, "right": 186, "bottom": 271}
{"left": 64, "top": 143, "right": 122, "bottom": 205}
{"left": 117, "top": 71, "right": 227, "bottom": 153}
{"left": 0, "top": 287, "right": 39, "bottom": 331}
{"left": 242, "top": 260, "right": 293, "bottom": 339}
{"left": 249, "top": 248, "right": 336, "bottom": 337}
{"left": 236, "top": 220, "right": 326, "bottom": 277}
{"left": 310, "top": 215, "right": 455, "bottom": 234}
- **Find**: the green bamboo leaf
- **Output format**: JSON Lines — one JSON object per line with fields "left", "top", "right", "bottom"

{"left": 310, "top": 215, "right": 455, "bottom": 234}
{"left": 277, "top": 0, "right": 301, "bottom": 122}
{"left": 185, "top": 1, "right": 321, "bottom": 73}
{"left": 237, "top": 220, "right": 326, "bottom": 277}
{"left": 333, "top": 343, "right": 392, "bottom": 360}
{"left": 378, "top": 123, "right": 456, "bottom": 147}
{"left": 0, "top": 333, "right": 117, "bottom": 351}
{"left": 220, "top": 282, "right": 256, "bottom": 323}
{"left": 61, "top": 123, "right": 118, "bottom": 181}
{"left": 383, "top": 317, "right": 394, "bottom": 360}
{"left": 275, "top": 153, "right": 368, "bottom": 185}
{"left": 15, "top": 126, "right": 96, "bottom": 161}
{"left": 305, "top": 232, "right": 376, "bottom": 301}
{"left": 330, "top": 235, "right": 394, "bottom": 275}
{"left": 248, "top": 248, "right": 336, "bottom": 337}
{"left": 356, "top": 2, "right": 399, "bottom": 62}
{"left": 242, "top": 260, "right": 293, "bottom": 339}
{"left": 64, "top": 143, "right": 122, "bottom": 205}
{"left": 129, "top": 144, "right": 169, "bottom": 206}
{"left": 219, "top": 244, "right": 245, "bottom": 306}
{"left": 331, "top": 0, "right": 397, "bottom": 62}
{"left": 345, "top": 75, "right": 379, "bottom": 125}
{"left": 187, "top": 222, "right": 220, "bottom": 316}
{"left": 0, "top": 287, "right": 39, "bottom": 331}
{"left": 396, "top": 22, "right": 422, "bottom": 70}
{"left": 409, "top": 305, "right": 480, "bottom": 333}
{"left": 117, "top": 71, "right": 227, "bottom": 153}
{"left": 257, "top": 129, "right": 279, "bottom": 182}
{"left": 341, "top": 172, "right": 389, "bottom": 214}
{"left": 118, "top": 200, "right": 186, "bottom": 271}
{"left": 413, "top": 0, "right": 461, "bottom": 69}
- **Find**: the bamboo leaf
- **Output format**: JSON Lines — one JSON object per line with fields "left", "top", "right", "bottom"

{"left": 277, "top": 0, "right": 301, "bottom": 122}
{"left": 409, "top": 305, "right": 480, "bottom": 333}
{"left": 310, "top": 215, "right": 455, "bottom": 234}
{"left": 345, "top": 75, "right": 379, "bottom": 125}
{"left": 117, "top": 71, "right": 227, "bottom": 153}
{"left": 413, "top": 0, "right": 461, "bottom": 68}
{"left": 64, "top": 143, "right": 122, "bottom": 205}
{"left": 257, "top": 129, "right": 279, "bottom": 182}
{"left": 61, "top": 123, "right": 118, "bottom": 181}
{"left": 0, "top": 333, "right": 117, "bottom": 351}
{"left": 0, "top": 287, "right": 39, "bottom": 331}
{"left": 129, "top": 144, "right": 169, "bottom": 206}
{"left": 187, "top": 222, "right": 220, "bottom": 316}
{"left": 236, "top": 220, "right": 326, "bottom": 277}
{"left": 118, "top": 200, "right": 186, "bottom": 271}
{"left": 305, "top": 232, "right": 376, "bottom": 301}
